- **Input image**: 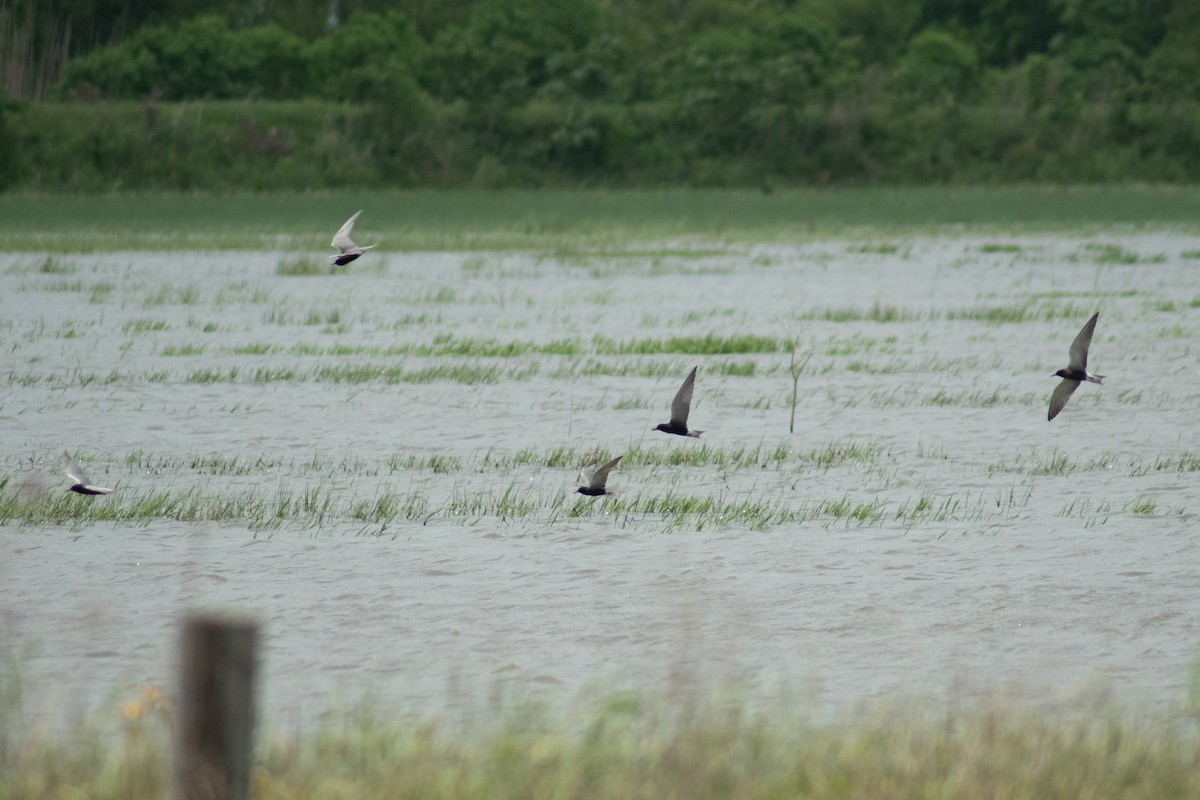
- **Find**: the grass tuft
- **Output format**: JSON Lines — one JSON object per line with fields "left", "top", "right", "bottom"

{"left": 276, "top": 255, "right": 329, "bottom": 276}
{"left": 5, "top": 685, "right": 1199, "bottom": 800}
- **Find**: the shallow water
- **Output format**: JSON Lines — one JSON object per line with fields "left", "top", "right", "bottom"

{"left": 2, "top": 233, "right": 1200, "bottom": 728}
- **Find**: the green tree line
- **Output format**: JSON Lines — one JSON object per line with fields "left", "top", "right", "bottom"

{"left": 1, "top": 0, "right": 1199, "bottom": 189}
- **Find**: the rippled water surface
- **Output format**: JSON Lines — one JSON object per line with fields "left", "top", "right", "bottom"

{"left": 3, "top": 233, "right": 1199, "bottom": 727}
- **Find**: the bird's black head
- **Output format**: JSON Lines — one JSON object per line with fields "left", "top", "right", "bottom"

{"left": 1052, "top": 368, "right": 1070, "bottom": 378}
{"left": 652, "top": 423, "right": 667, "bottom": 433}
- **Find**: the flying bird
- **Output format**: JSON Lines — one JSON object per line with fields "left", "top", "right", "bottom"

{"left": 1048, "top": 311, "right": 1104, "bottom": 421}
{"left": 654, "top": 365, "right": 703, "bottom": 437}
{"left": 330, "top": 210, "right": 375, "bottom": 266}
{"left": 62, "top": 451, "right": 112, "bottom": 495}
{"left": 576, "top": 455, "right": 623, "bottom": 497}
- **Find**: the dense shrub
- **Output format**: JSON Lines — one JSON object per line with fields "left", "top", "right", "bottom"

{"left": 8, "top": 0, "right": 1200, "bottom": 189}
{"left": 425, "top": 0, "right": 603, "bottom": 146}
{"left": 56, "top": 16, "right": 312, "bottom": 100}
{"left": 896, "top": 29, "right": 981, "bottom": 101}
{"left": 7, "top": 101, "right": 376, "bottom": 190}
{"left": 307, "top": 11, "right": 424, "bottom": 102}
{"left": 0, "top": 103, "right": 18, "bottom": 189}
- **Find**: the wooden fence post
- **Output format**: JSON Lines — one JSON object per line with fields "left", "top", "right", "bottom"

{"left": 176, "top": 614, "right": 259, "bottom": 800}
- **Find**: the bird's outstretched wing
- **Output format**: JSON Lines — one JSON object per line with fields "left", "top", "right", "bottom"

{"left": 62, "top": 450, "right": 88, "bottom": 484}
{"left": 589, "top": 455, "right": 623, "bottom": 491}
{"left": 1068, "top": 312, "right": 1099, "bottom": 372}
{"left": 331, "top": 210, "right": 363, "bottom": 252}
{"left": 62, "top": 450, "right": 113, "bottom": 493}
{"left": 669, "top": 367, "right": 697, "bottom": 427}
{"left": 1047, "top": 378, "right": 1080, "bottom": 421}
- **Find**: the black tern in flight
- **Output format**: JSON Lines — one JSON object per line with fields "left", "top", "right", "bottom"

{"left": 62, "top": 451, "right": 112, "bottom": 495}
{"left": 330, "top": 210, "right": 375, "bottom": 266}
{"left": 1048, "top": 311, "right": 1104, "bottom": 421}
{"left": 576, "top": 455, "right": 623, "bottom": 496}
{"left": 654, "top": 365, "right": 703, "bottom": 437}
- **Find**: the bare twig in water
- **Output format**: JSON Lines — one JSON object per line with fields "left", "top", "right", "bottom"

{"left": 781, "top": 322, "right": 812, "bottom": 435}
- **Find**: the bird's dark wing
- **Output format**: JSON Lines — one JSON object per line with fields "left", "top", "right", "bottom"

{"left": 589, "top": 455, "right": 623, "bottom": 490}
{"left": 1048, "top": 378, "right": 1081, "bottom": 420}
{"left": 1068, "top": 312, "right": 1099, "bottom": 372}
{"left": 669, "top": 367, "right": 697, "bottom": 427}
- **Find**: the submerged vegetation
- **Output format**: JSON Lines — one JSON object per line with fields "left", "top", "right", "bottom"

{"left": 3, "top": 188, "right": 1200, "bottom": 253}
{"left": 1, "top": 218, "right": 1197, "bottom": 536}
{"left": 0, "top": 435, "right": 1191, "bottom": 533}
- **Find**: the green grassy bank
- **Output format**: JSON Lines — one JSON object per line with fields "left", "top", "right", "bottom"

{"left": 2, "top": 185, "right": 1200, "bottom": 253}
{"left": 4, "top": 689, "right": 1199, "bottom": 800}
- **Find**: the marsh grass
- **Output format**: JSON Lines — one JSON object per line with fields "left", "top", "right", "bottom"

{"left": 308, "top": 334, "right": 782, "bottom": 360}
{"left": 39, "top": 278, "right": 86, "bottom": 292}
{"left": 232, "top": 342, "right": 277, "bottom": 355}
{"left": 125, "top": 451, "right": 283, "bottom": 476}
{"left": 122, "top": 319, "right": 168, "bottom": 334}
{"left": 979, "top": 242, "right": 1024, "bottom": 253}
{"left": 7, "top": 187, "right": 1200, "bottom": 254}
{"left": 612, "top": 492, "right": 795, "bottom": 530}
{"left": 349, "top": 491, "right": 431, "bottom": 524}
{"left": 1076, "top": 243, "right": 1166, "bottom": 265}
{"left": 595, "top": 334, "right": 780, "bottom": 355}
{"left": 562, "top": 488, "right": 970, "bottom": 530}
{"left": 1153, "top": 452, "right": 1200, "bottom": 473}
{"left": 448, "top": 482, "right": 542, "bottom": 519}
{"left": 945, "top": 303, "right": 1095, "bottom": 324}
{"left": 805, "top": 303, "right": 918, "bottom": 323}
{"left": 160, "top": 344, "right": 205, "bottom": 357}
{"left": 5, "top": 681, "right": 1199, "bottom": 800}
{"left": 805, "top": 442, "right": 881, "bottom": 469}
{"left": 0, "top": 427, "right": 1184, "bottom": 531}
{"left": 276, "top": 254, "right": 329, "bottom": 276}
{"left": 1128, "top": 498, "right": 1157, "bottom": 515}
{"left": 566, "top": 359, "right": 759, "bottom": 379}
{"left": 387, "top": 453, "right": 462, "bottom": 474}
{"left": 0, "top": 482, "right": 344, "bottom": 529}
{"left": 1, "top": 361, "right": 537, "bottom": 388}
{"left": 35, "top": 255, "right": 75, "bottom": 274}
{"left": 2, "top": 213, "right": 1195, "bottom": 538}
{"left": 142, "top": 285, "right": 201, "bottom": 307}
{"left": 502, "top": 442, "right": 795, "bottom": 472}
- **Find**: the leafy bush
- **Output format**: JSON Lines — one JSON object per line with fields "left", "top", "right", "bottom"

{"left": 895, "top": 29, "right": 981, "bottom": 101}
{"left": 426, "top": 0, "right": 601, "bottom": 108}
{"left": 0, "top": 103, "right": 18, "bottom": 189}
{"left": 15, "top": 0, "right": 1200, "bottom": 189}
{"left": 57, "top": 16, "right": 311, "bottom": 100}
{"left": 306, "top": 11, "right": 424, "bottom": 103}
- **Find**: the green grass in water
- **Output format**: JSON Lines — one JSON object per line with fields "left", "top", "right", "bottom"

{"left": 3, "top": 186, "right": 1200, "bottom": 253}
{"left": 276, "top": 255, "right": 329, "bottom": 276}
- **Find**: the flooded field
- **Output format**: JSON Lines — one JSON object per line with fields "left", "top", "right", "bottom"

{"left": 3, "top": 230, "right": 1200, "bottom": 730}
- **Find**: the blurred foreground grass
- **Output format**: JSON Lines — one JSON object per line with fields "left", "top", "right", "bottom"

{"left": 4, "top": 686, "right": 1199, "bottom": 799}
{"left": 2, "top": 186, "right": 1200, "bottom": 252}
